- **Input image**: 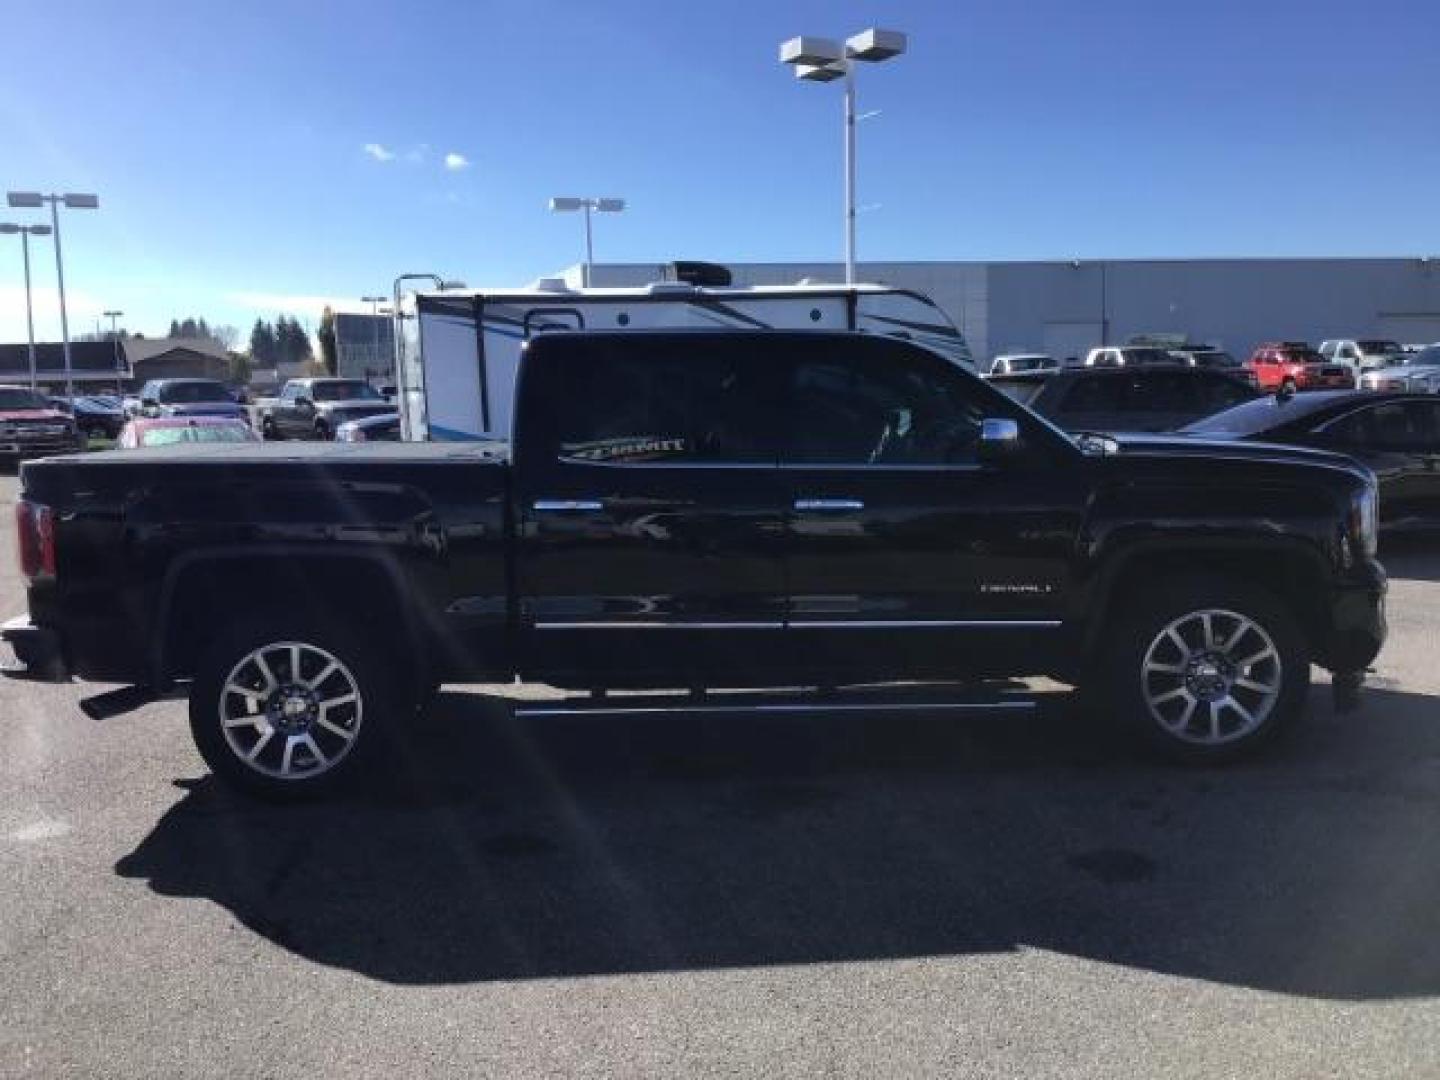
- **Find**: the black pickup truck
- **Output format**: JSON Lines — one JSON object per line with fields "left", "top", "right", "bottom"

{"left": 4, "top": 330, "right": 1386, "bottom": 798}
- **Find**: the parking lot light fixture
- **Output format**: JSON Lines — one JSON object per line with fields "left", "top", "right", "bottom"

{"left": 779, "top": 28, "right": 907, "bottom": 285}
{"left": 548, "top": 196, "right": 627, "bottom": 288}
{"left": 7, "top": 191, "right": 100, "bottom": 396}
{"left": 1, "top": 221, "right": 54, "bottom": 389}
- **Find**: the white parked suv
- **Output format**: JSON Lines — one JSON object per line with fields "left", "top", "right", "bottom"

{"left": 1084, "top": 345, "right": 1179, "bottom": 368}
{"left": 1319, "top": 339, "right": 1406, "bottom": 373}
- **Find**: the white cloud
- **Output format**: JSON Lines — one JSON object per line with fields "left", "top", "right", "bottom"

{"left": 405, "top": 143, "right": 430, "bottom": 163}
{"left": 226, "top": 291, "right": 358, "bottom": 322}
{"left": 363, "top": 142, "right": 395, "bottom": 162}
{"left": 444, "top": 152, "right": 471, "bottom": 171}
{"left": 0, "top": 284, "right": 108, "bottom": 343}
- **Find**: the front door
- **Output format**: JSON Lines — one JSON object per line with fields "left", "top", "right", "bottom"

{"left": 1316, "top": 398, "right": 1440, "bottom": 528}
{"left": 515, "top": 336, "right": 787, "bottom": 687}
{"left": 778, "top": 337, "right": 1084, "bottom": 682}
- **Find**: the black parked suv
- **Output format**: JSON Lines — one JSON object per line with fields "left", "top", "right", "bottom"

{"left": 989, "top": 365, "right": 1259, "bottom": 433}
{"left": 5, "top": 330, "right": 1386, "bottom": 798}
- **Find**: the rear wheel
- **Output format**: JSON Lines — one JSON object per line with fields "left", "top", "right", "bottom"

{"left": 1099, "top": 576, "right": 1309, "bottom": 763}
{"left": 314, "top": 420, "right": 331, "bottom": 441}
{"left": 188, "top": 620, "right": 398, "bottom": 799}
{"left": 261, "top": 417, "right": 279, "bottom": 440}
{"left": 1279, "top": 376, "right": 1297, "bottom": 395}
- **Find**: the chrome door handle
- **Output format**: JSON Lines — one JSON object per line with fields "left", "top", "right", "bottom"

{"left": 794, "top": 498, "right": 865, "bottom": 512}
{"left": 533, "top": 499, "right": 604, "bottom": 512}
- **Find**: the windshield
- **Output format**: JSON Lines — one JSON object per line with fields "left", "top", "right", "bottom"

{"left": 159, "top": 381, "right": 230, "bottom": 403}
{"left": 1278, "top": 348, "right": 1326, "bottom": 364}
{"left": 0, "top": 388, "right": 52, "bottom": 410}
{"left": 997, "top": 356, "right": 1051, "bottom": 373}
{"left": 1358, "top": 340, "right": 1402, "bottom": 355}
{"left": 1123, "top": 348, "right": 1174, "bottom": 365}
{"left": 1180, "top": 393, "right": 1333, "bottom": 436}
{"left": 313, "top": 381, "right": 382, "bottom": 402}
{"left": 138, "top": 423, "right": 254, "bottom": 447}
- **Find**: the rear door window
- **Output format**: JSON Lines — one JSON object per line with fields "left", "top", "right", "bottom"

{"left": 555, "top": 342, "right": 776, "bottom": 465}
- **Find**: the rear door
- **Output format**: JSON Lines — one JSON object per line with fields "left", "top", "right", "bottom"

{"left": 515, "top": 335, "right": 788, "bottom": 686}
{"left": 778, "top": 336, "right": 1082, "bottom": 681}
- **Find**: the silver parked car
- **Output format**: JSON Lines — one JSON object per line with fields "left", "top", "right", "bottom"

{"left": 1357, "top": 344, "right": 1440, "bottom": 392}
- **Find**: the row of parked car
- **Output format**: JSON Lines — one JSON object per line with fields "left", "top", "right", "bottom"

{"left": 989, "top": 338, "right": 1440, "bottom": 394}
{"left": 981, "top": 346, "right": 1440, "bottom": 533}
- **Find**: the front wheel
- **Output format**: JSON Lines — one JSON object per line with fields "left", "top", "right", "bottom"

{"left": 188, "top": 621, "right": 398, "bottom": 799}
{"left": 1099, "top": 577, "right": 1309, "bottom": 764}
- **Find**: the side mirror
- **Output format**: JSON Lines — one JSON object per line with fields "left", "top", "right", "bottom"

{"left": 978, "top": 417, "right": 1022, "bottom": 463}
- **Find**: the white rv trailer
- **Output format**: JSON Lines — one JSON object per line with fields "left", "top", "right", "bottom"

{"left": 396, "top": 278, "right": 973, "bottom": 441}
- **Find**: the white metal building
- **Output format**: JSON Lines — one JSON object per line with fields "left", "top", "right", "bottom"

{"left": 335, "top": 312, "right": 396, "bottom": 382}
{"left": 572, "top": 258, "right": 1440, "bottom": 364}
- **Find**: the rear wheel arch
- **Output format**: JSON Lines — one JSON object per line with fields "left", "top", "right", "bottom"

{"left": 155, "top": 549, "right": 428, "bottom": 696}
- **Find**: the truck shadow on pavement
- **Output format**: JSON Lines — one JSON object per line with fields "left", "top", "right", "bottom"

{"left": 115, "top": 685, "right": 1440, "bottom": 999}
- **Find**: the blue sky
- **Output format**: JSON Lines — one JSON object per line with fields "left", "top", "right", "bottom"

{"left": 1, "top": 0, "right": 1435, "bottom": 342}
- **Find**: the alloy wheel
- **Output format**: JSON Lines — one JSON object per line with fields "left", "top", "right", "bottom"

{"left": 1139, "top": 608, "right": 1282, "bottom": 745}
{"left": 218, "top": 641, "right": 363, "bottom": 780}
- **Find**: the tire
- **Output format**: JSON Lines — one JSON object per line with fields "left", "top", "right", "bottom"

{"left": 188, "top": 619, "right": 400, "bottom": 800}
{"left": 314, "top": 420, "right": 331, "bottom": 441}
{"left": 1098, "top": 575, "right": 1309, "bottom": 764}
{"left": 261, "top": 417, "right": 279, "bottom": 441}
{"left": 1280, "top": 377, "right": 1297, "bottom": 395}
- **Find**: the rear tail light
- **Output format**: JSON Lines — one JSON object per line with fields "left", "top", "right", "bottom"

{"left": 16, "top": 500, "right": 56, "bottom": 580}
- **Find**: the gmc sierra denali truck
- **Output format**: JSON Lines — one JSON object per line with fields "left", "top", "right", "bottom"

{"left": 4, "top": 330, "right": 1386, "bottom": 798}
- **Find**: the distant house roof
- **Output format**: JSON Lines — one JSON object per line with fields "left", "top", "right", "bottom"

{"left": 0, "top": 341, "right": 127, "bottom": 378}
{"left": 123, "top": 337, "right": 228, "bottom": 365}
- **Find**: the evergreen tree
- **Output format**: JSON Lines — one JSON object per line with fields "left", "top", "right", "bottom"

{"left": 248, "top": 318, "right": 277, "bottom": 367}
{"left": 168, "top": 319, "right": 181, "bottom": 339}
{"left": 318, "top": 307, "right": 338, "bottom": 376}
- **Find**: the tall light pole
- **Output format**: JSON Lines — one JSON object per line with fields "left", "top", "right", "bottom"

{"left": 548, "top": 197, "right": 626, "bottom": 287}
{"left": 7, "top": 192, "right": 100, "bottom": 396}
{"left": 779, "top": 29, "right": 906, "bottom": 285}
{"left": 104, "top": 309, "right": 125, "bottom": 392}
{"left": 0, "top": 222, "right": 53, "bottom": 390}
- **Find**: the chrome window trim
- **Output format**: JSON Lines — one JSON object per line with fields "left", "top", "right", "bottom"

{"left": 790, "top": 619, "right": 1061, "bottom": 629}
{"left": 535, "top": 621, "right": 785, "bottom": 630}
{"left": 533, "top": 619, "right": 1061, "bottom": 630}
{"left": 515, "top": 700, "right": 1037, "bottom": 718}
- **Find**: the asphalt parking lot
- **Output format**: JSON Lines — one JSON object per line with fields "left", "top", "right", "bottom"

{"left": 0, "top": 472, "right": 1437, "bottom": 1078}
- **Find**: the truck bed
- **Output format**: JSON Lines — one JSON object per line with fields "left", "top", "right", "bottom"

{"left": 35, "top": 439, "right": 511, "bottom": 466}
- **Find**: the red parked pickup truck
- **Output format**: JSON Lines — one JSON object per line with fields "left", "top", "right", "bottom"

{"left": 1245, "top": 343, "right": 1355, "bottom": 393}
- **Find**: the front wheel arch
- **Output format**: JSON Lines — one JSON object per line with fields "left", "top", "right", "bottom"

{"left": 1077, "top": 542, "right": 1329, "bottom": 667}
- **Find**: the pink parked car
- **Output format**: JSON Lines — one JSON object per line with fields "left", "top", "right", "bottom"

{"left": 117, "top": 416, "right": 262, "bottom": 449}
